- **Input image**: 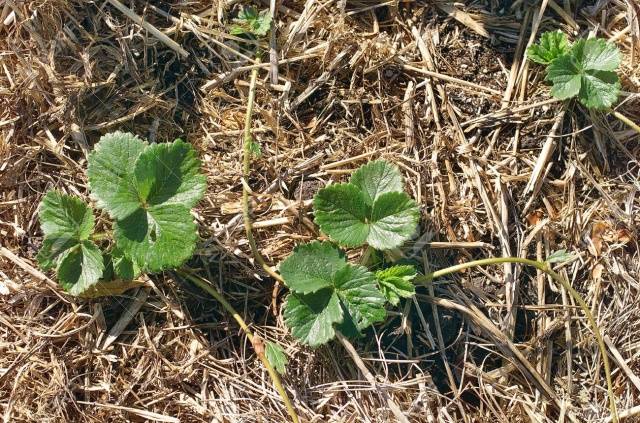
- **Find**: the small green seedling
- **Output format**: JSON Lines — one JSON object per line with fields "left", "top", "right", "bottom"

{"left": 527, "top": 31, "right": 621, "bottom": 110}
{"left": 280, "top": 161, "right": 420, "bottom": 347}
{"left": 37, "top": 132, "right": 206, "bottom": 297}
{"left": 231, "top": 6, "right": 272, "bottom": 38}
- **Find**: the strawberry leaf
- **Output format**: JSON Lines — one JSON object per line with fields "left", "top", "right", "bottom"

{"left": 57, "top": 241, "right": 105, "bottom": 296}
{"left": 36, "top": 192, "right": 106, "bottom": 295}
{"left": 232, "top": 7, "right": 272, "bottom": 38}
{"left": 314, "top": 162, "right": 419, "bottom": 250}
{"left": 527, "top": 31, "right": 570, "bottom": 65}
{"left": 350, "top": 160, "right": 404, "bottom": 206}
{"left": 545, "top": 38, "right": 621, "bottom": 109}
{"left": 265, "top": 342, "right": 288, "bottom": 375}
{"left": 89, "top": 137, "right": 206, "bottom": 273}
{"left": 87, "top": 132, "right": 147, "bottom": 220}
{"left": 282, "top": 242, "right": 386, "bottom": 346}
{"left": 375, "top": 265, "right": 416, "bottom": 306}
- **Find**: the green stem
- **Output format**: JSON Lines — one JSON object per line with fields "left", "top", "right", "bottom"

{"left": 90, "top": 232, "right": 110, "bottom": 241}
{"left": 176, "top": 269, "right": 299, "bottom": 423}
{"left": 241, "top": 55, "right": 284, "bottom": 283}
{"left": 415, "top": 257, "right": 618, "bottom": 423}
{"left": 610, "top": 110, "right": 640, "bottom": 136}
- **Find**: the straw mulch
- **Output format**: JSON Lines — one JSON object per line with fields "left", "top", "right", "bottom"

{"left": 2, "top": 1, "right": 640, "bottom": 422}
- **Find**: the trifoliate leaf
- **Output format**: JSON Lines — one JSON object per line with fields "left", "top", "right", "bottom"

{"left": 282, "top": 242, "right": 387, "bottom": 346}
{"left": 375, "top": 265, "right": 417, "bottom": 306}
{"left": 37, "top": 191, "right": 96, "bottom": 271}
{"left": 314, "top": 177, "right": 420, "bottom": 250}
{"left": 87, "top": 132, "right": 147, "bottom": 219}
{"left": 89, "top": 136, "right": 205, "bottom": 273}
{"left": 545, "top": 38, "right": 621, "bottom": 109}
{"left": 527, "top": 31, "right": 570, "bottom": 65}
{"left": 133, "top": 139, "right": 206, "bottom": 209}
{"left": 334, "top": 264, "right": 386, "bottom": 330}
{"left": 57, "top": 241, "right": 105, "bottom": 296}
{"left": 284, "top": 289, "right": 343, "bottom": 347}
{"left": 232, "top": 7, "right": 272, "bottom": 37}
{"left": 114, "top": 204, "right": 198, "bottom": 272}
{"left": 546, "top": 249, "right": 574, "bottom": 264}
{"left": 349, "top": 160, "right": 404, "bottom": 206}
{"left": 279, "top": 241, "right": 347, "bottom": 294}
{"left": 265, "top": 341, "right": 288, "bottom": 374}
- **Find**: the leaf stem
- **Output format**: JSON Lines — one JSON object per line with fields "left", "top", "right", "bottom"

{"left": 610, "top": 109, "right": 640, "bottom": 136}
{"left": 176, "top": 269, "right": 299, "bottom": 423}
{"left": 415, "top": 257, "right": 617, "bottom": 423}
{"left": 241, "top": 55, "right": 284, "bottom": 283}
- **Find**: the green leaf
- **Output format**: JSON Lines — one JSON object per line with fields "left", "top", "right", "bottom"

{"left": 265, "top": 342, "right": 288, "bottom": 375}
{"left": 368, "top": 192, "right": 420, "bottom": 250}
{"left": 39, "top": 191, "right": 94, "bottom": 239}
{"left": 334, "top": 264, "right": 386, "bottom": 331}
{"left": 114, "top": 204, "right": 198, "bottom": 272}
{"left": 572, "top": 38, "right": 621, "bottom": 71}
{"left": 282, "top": 242, "right": 387, "bottom": 346}
{"left": 87, "top": 132, "right": 147, "bottom": 220}
{"left": 37, "top": 191, "right": 96, "bottom": 272}
{"left": 350, "top": 160, "right": 404, "bottom": 206}
{"left": 57, "top": 241, "right": 105, "bottom": 296}
{"left": 279, "top": 241, "right": 346, "bottom": 294}
{"left": 89, "top": 136, "right": 205, "bottom": 273}
{"left": 313, "top": 184, "right": 371, "bottom": 247}
{"left": 284, "top": 289, "right": 343, "bottom": 347}
{"left": 375, "top": 265, "right": 417, "bottom": 306}
{"left": 314, "top": 171, "right": 420, "bottom": 250}
{"left": 527, "top": 31, "right": 570, "bottom": 65}
{"left": 232, "top": 7, "right": 272, "bottom": 38}
{"left": 111, "top": 247, "right": 141, "bottom": 280}
{"left": 133, "top": 139, "right": 206, "bottom": 209}
{"left": 546, "top": 249, "right": 573, "bottom": 264}
{"left": 545, "top": 37, "right": 621, "bottom": 109}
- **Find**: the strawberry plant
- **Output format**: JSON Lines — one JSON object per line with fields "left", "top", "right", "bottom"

{"left": 279, "top": 161, "right": 420, "bottom": 347}
{"left": 37, "top": 132, "right": 206, "bottom": 297}
{"left": 231, "top": 6, "right": 272, "bottom": 38}
{"left": 528, "top": 31, "right": 639, "bottom": 134}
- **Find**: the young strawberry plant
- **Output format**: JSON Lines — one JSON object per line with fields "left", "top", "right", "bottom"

{"left": 280, "top": 161, "right": 420, "bottom": 347}
{"left": 37, "top": 130, "right": 300, "bottom": 423}
{"left": 273, "top": 160, "right": 618, "bottom": 422}
{"left": 528, "top": 31, "right": 639, "bottom": 134}
{"left": 37, "top": 132, "right": 206, "bottom": 297}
